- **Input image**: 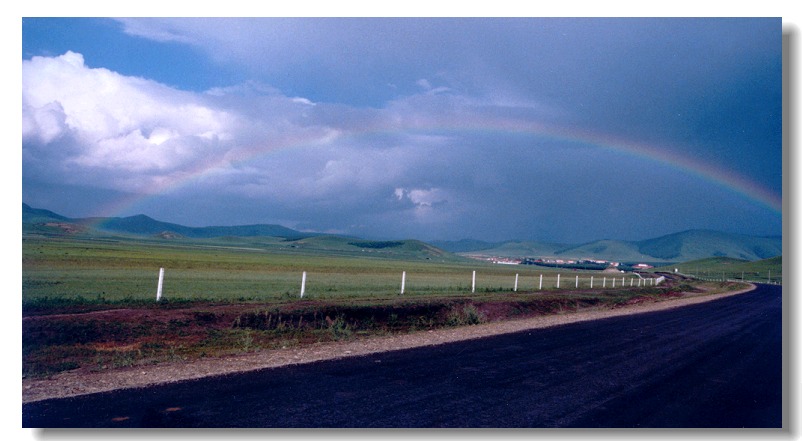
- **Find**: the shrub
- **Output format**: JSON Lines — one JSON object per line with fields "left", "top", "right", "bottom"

{"left": 328, "top": 314, "right": 352, "bottom": 340}
{"left": 446, "top": 304, "right": 485, "bottom": 326}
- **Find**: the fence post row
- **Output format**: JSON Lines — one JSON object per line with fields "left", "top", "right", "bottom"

{"left": 460, "top": 272, "right": 659, "bottom": 293}
{"left": 191, "top": 268, "right": 664, "bottom": 300}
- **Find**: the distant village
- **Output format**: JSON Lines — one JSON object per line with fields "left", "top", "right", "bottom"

{"left": 464, "top": 255, "right": 655, "bottom": 271}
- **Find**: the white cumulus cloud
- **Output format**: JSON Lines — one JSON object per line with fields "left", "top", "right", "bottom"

{"left": 394, "top": 187, "right": 449, "bottom": 209}
{"left": 21, "top": 51, "right": 324, "bottom": 194}
{"left": 22, "top": 100, "right": 67, "bottom": 145}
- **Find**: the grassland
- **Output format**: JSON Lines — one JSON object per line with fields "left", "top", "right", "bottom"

{"left": 22, "top": 235, "right": 646, "bottom": 305}
{"left": 22, "top": 234, "right": 747, "bottom": 378}
{"left": 654, "top": 256, "right": 782, "bottom": 283}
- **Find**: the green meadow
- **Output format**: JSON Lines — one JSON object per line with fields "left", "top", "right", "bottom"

{"left": 654, "top": 256, "right": 782, "bottom": 283}
{"left": 22, "top": 235, "right": 634, "bottom": 305}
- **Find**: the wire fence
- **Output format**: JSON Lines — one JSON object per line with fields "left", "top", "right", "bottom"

{"left": 675, "top": 271, "right": 781, "bottom": 285}
{"left": 150, "top": 267, "right": 666, "bottom": 301}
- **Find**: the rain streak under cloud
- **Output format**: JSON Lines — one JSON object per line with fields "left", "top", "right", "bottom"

{"left": 22, "top": 17, "right": 782, "bottom": 243}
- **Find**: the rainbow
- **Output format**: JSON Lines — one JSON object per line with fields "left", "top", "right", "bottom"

{"left": 94, "top": 116, "right": 782, "bottom": 222}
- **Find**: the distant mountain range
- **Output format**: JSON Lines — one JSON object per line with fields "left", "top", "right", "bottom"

{"left": 22, "top": 203, "right": 316, "bottom": 240}
{"left": 432, "top": 230, "right": 782, "bottom": 263}
{"left": 23, "top": 203, "right": 781, "bottom": 263}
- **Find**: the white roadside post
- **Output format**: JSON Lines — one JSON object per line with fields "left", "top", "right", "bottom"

{"left": 590, "top": 276, "right": 594, "bottom": 289}
{"left": 472, "top": 271, "right": 476, "bottom": 293}
{"left": 514, "top": 274, "right": 519, "bottom": 292}
{"left": 539, "top": 274, "right": 543, "bottom": 290}
{"left": 557, "top": 274, "right": 561, "bottom": 289}
{"left": 612, "top": 277, "right": 615, "bottom": 288}
{"left": 401, "top": 271, "right": 406, "bottom": 295}
{"left": 156, "top": 267, "right": 164, "bottom": 301}
{"left": 603, "top": 277, "right": 606, "bottom": 288}
{"left": 300, "top": 271, "right": 307, "bottom": 298}
{"left": 575, "top": 275, "right": 579, "bottom": 288}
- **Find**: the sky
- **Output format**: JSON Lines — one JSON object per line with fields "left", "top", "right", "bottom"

{"left": 20, "top": 16, "right": 784, "bottom": 243}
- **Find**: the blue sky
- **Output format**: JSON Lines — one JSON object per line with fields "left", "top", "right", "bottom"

{"left": 21, "top": 16, "right": 784, "bottom": 243}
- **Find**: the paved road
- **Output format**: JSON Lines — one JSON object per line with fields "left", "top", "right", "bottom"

{"left": 23, "top": 284, "right": 782, "bottom": 428}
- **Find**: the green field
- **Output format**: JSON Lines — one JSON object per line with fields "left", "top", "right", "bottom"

{"left": 654, "top": 256, "right": 782, "bottom": 284}
{"left": 23, "top": 235, "right": 650, "bottom": 305}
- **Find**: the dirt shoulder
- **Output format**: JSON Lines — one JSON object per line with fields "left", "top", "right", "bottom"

{"left": 22, "top": 284, "right": 756, "bottom": 404}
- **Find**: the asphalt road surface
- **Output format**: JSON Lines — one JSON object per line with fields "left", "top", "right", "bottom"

{"left": 23, "top": 284, "right": 782, "bottom": 428}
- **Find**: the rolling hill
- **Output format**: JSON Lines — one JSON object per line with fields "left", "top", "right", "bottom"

{"left": 654, "top": 256, "right": 782, "bottom": 282}
{"left": 435, "top": 230, "right": 781, "bottom": 263}
{"left": 91, "top": 214, "right": 308, "bottom": 239}
{"left": 22, "top": 203, "right": 463, "bottom": 262}
{"left": 635, "top": 230, "right": 781, "bottom": 261}
{"left": 23, "top": 203, "right": 781, "bottom": 263}
{"left": 21, "top": 204, "right": 69, "bottom": 224}
{"left": 23, "top": 203, "right": 314, "bottom": 240}
{"left": 282, "top": 236, "right": 454, "bottom": 260}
